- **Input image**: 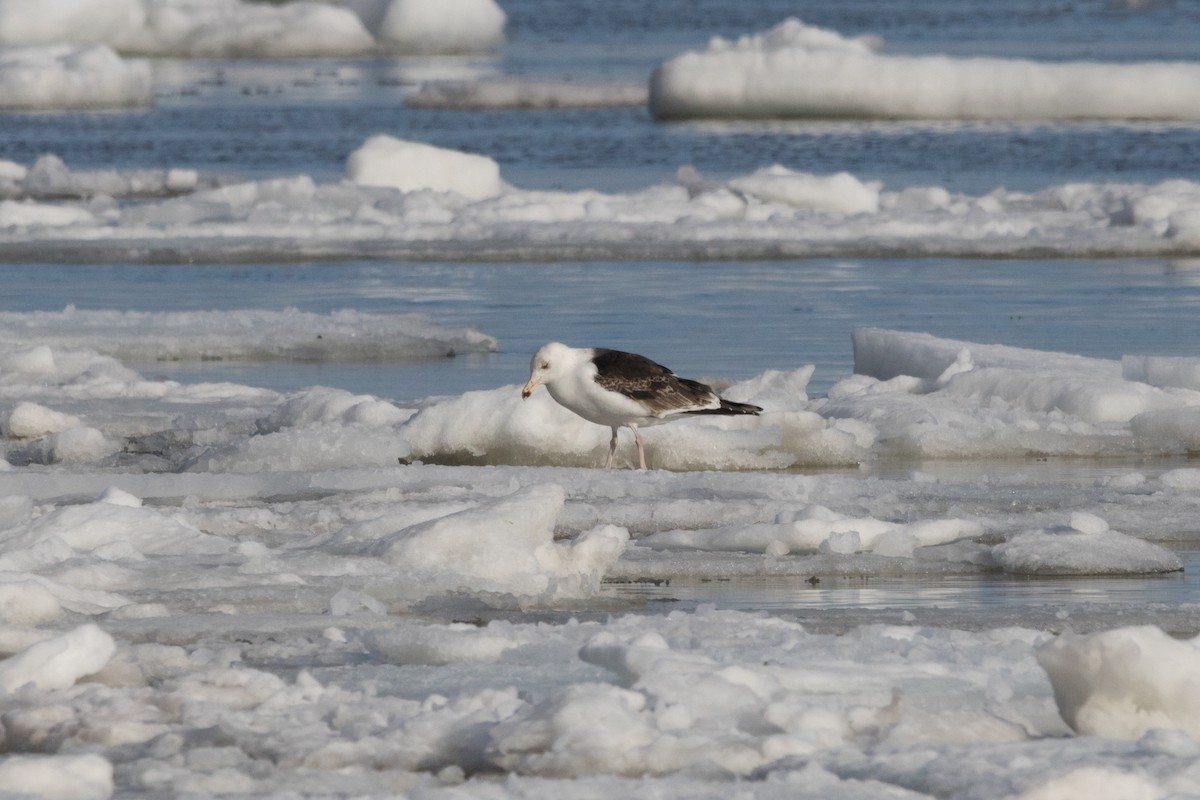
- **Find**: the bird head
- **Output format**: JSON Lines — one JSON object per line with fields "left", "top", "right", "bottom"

{"left": 522, "top": 342, "right": 573, "bottom": 399}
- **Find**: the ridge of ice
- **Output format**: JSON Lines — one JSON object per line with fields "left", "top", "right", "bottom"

{"left": 650, "top": 17, "right": 1200, "bottom": 121}
{"left": 5, "top": 148, "right": 1200, "bottom": 262}
{"left": 0, "top": 0, "right": 506, "bottom": 59}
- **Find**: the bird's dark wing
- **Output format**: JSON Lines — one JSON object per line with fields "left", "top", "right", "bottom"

{"left": 591, "top": 349, "right": 720, "bottom": 415}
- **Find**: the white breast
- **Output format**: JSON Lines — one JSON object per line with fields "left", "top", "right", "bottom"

{"left": 546, "top": 361, "right": 654, "bottom": 427}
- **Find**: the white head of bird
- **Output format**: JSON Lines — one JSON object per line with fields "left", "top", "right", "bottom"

{"left": 521, "top": 342, "right": 578, "bottom": 399}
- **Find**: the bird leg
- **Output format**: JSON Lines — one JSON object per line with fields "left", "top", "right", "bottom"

{"left": 632, "top": 425, "right": 647, "bottom": 470}
{"left": 605, "top": 426, "right": 619, "bottom": 469}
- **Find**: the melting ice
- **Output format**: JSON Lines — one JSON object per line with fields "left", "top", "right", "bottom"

{"left": 5, "top": 5, "right": 1200, "bottom": 799}
{"left": 2, "top": 316, "right": 1200, "bottom": 795}
{"left": 2, "top": 138, "right": 1200, "bottom": 262}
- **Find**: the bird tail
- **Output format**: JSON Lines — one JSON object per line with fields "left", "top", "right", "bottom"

{"left": 684, "top": 398, "right": 762, "bottom": 416}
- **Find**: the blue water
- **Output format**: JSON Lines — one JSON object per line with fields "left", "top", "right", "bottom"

{"left": 7, "top": 258, "right": 1200, "bottom": 402}
{"left": 2, "top": 1, "right": 1198, "bottom": 195}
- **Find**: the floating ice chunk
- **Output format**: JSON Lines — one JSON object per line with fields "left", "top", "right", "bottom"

{"left": 257, "top": 387, "right": 408, "bottom": 432}
{"left": 841, "top": 328, "right": 1190, "bottom": 452}
{"left": 852, "top": 327, "right": 1124, "bottom": 387}
{"left": 375, "top": 484, "right": 628, "bottom": 602}
{"left": 401, "top": 385, "right": 611, "bottom": 466}
{"left": 1017, "top": 767, "right": 1164, "bottom": 800}
{"left": 191, "top": 390, "right": 415, "bottom": 473}
{"left": 934, "top": 348, "right": 975, "bottom": 387}
{"left": 1038, "top": 626, "right": 1200, "bottom": 740}
{"left": 1160, "top": 468, "right": 1200, "bottom": 491}
{"left": 0, "top": 159, "right": 27, "bottom": 183}
{"left": 16, "top": 154, "right": 212, "bottom": 200}
{"left": 401, "top": 373, "right": 864, "bottom": 470}
{"left": 0, "top": 576, "right": 63, "bottom": 625}
{"left": 2, "top": 496, "right": 227, "bottom": 557}
{"left": 8, "top": 0, "right": 378, "bottom": 58}
{"left": 346, "top": 135, "right": 504, "bottom": 200}
{"left": 0, "top": 754, "right": 114, "bottom": 800}
{"left": 1123, "top": 354, "right": 1200, "bottom": 391}
{"left": 1068, "top": 511, "right": 1109, "bottom": 535}
{"left": 0, "top": 199, "right": 95, "bottom": 228}
{"left": 720, "top": 365, "right": 813, "bottom": 408}
{"left": 0, "top": 623, "right": 116, "bottom": 695}
{"left": 27, "top": 426, "right": 121, "bottom": 465}
{"left": 0, "top": 494, "right": 31, "bottom": 532}
{"left": 729, "top": 166, "right": 881, "bottom": 214}
{"left": 992, "top": 519, "right": 1181, "bottom": 575}
{"left": 359, "top": 0, "right": 507, "bottom": 53}
{"left": 3, "top": 151, "right": 1200, "bottom": 261}
{"left": 492, "top": 618, "right": 919, "bottom": 777}
{"left": 137, "top": 1, "right": 375, "bottom": 58}
{"left": 488, "top": 682, "right": 665, "bottom": 776}
{"left": 819, "top": 529, "right": 861, "bottom": 554}
{"left": 4, "top": 401, "right": 81, "bottom": 438}
{"left": 643, "top": 506, "right": 979, "bottom": 556}
{"left": 0, "top": 44, "right": 151, "bottom": 110}
{"left": 650, "top": 17, "right": 1200, "bottom": 121}
{"left": 1169, "top": 208, "right": 1200, "bottom": 245}
{"left": 0, "top": 0, "right": 374, "bottom": 58}
{"left": 0, "top": 0, "right": 144, "bottom": 46}
{"left": 367, "top": 622, "right": 520, "bottom": 665}
{"left": 0, "top": 307, "right": 496, "bottom": 364}
{"left": 329, "top": 587, "right": 387, "bottom": 616}
{"left": 96, "top": 486, "right": 142, "bottom": 508}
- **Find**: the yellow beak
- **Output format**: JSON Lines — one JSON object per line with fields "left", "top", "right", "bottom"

{"left": 521, "top": 377, "right": 540, "bottom": 399}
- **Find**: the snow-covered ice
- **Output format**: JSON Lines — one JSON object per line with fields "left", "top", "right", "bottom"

{"left": 2, "top": 315, "right": 1200, "bottom": 795}
{"left": 0, "top": 0, "right": 375, "bottom": 58}
{"left": 347, "top": 135, "right": 504, "bottom": 200}
{"left": 5, "top": 145, "right": 1200, "bottom": 262}
{"left": 0, "top": 307, "right": 498, "bottom": 364}
{"left": 650, "top": 18, "right": 1200, "bottom": 121}
{"left": 1, "top": 155, "right": 206, "bottom": 201}
{"left": 4, "top": 1, "right": 1200, "bottom": 795}
{"left": 1038, "top": 626, "right": 1200, "bottom": 740}
{"left": 348, "top": 0, "right": 506, "bottom": 53}
{"left": 0, "top": 45, "right": 152, "bottom": 110}
{"left": 0, "top": 0, "right": 505, "bottom": 59}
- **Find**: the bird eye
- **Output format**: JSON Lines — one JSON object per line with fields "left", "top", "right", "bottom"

{"left": 540, "top": 361, "right": 550, "bottom": 369}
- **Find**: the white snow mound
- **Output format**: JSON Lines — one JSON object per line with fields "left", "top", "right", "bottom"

{"left": 1038, "top": 626, "right": 1200, "bottom": 739}
{"left": 347, "top": 135, "right": 504, "bottom": 201}
{"left": 650, "top": 17, "right": 1200, "bottom": 121}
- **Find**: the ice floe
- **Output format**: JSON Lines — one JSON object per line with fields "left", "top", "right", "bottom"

{"left": 0, "top": 307, "right": 497, "bottom": 364}
{"left": 1, "top": 315, "right": 1200, "bottom": 795}
{"left": 2, "top": 594, "right": 1200, "bottom": 795}
{"left": 0, "top": 754, "right": 114, "bottom": 800}
{"left": 0, "top": 624, "right": 116, "bottom": 695}
{"left": 819, "top": 327, "right": 1200, "bottom": 459}
{"left": 347, "top": 135, "right": 504, "bottom": 200}
{"left": 650, "top": 18, "right": 1200, "bottom": 121}
{"left": 348, "top": 0, "right": 506, "bottom": 53}
{"left": 1038, "top": 625, "right": 1200, "bottom": 739}
{"left": 5, "top": 144, "right": 1200, "bottom": 261}
{"left": 0, "top": 0, "right": 505, "bottom": 58}
{"left": 3, "top": 154, "right": 209, "bottom": 200}
{"left": 0, "top": 45, "right": 152, "bottom": 110}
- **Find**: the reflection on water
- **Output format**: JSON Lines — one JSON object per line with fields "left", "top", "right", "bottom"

{"left": 607, "top": 550, "right": 1199, "bottom": 614}
{"left": 9, "top": 258, "right": 1200, "bottom": 403}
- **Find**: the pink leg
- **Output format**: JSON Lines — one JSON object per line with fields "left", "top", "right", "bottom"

{"left": 632, "top": 425, "right": 646, "bottom": 470}
{"left": 605, "top": 427, "right": 618, "bottom": 469}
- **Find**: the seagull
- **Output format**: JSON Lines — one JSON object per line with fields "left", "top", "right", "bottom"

{"left": 521, "top": 342, "right": 762, "bottom": 469}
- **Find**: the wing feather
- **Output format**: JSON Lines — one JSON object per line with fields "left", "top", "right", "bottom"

{"left": 591, "top": 349, "right": 720, "bottom": 415}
